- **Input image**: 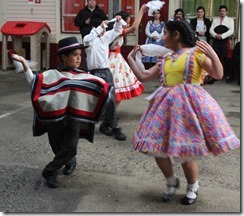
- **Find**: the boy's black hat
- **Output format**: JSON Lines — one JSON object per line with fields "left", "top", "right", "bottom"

{"left": 56, "top": 37, "right": 88, "bottom": 55}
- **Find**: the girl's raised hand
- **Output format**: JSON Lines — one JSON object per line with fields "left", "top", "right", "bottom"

{"left": 197, "top": 40, "right": 223, "bottom": 79}
{"left": 128, "top": 44, "right": 142, "bottom": 59}
{"left": 196, "top": 40, "right": 218, "bottom": 60}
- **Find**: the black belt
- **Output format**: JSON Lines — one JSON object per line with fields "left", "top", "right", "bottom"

{"left": 90, "top": 68, "right": 109, "bottom": 72}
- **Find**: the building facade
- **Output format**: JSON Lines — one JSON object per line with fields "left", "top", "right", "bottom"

{"left": 0, "top": 0, "right": 240, "bottom": 69}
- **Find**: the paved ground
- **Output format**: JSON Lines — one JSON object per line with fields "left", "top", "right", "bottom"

{"left": 0, "top": 69, "right": 241, "bottom": 214}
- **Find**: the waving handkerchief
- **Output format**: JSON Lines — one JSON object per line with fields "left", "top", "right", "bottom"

{"left": 135, "top": 44, "right": 171, "bottom": 71}
{"left": 104, "top": 18, "right": 127, "bottom": 28}
{"left": 11, "top": 54, "right": 37, "bottom": 73}
{"left": 146, "top": 0, "right": 165, "bottom": 16}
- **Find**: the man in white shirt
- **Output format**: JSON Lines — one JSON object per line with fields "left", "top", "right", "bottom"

{"left": 83, "top": 15, "right": 127, "bottom": 141}
{"left": 209, "top": 5, "right": 234, "bottom": 79}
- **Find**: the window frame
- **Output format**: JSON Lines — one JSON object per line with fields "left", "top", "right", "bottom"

{"left": 60, "top": 0, "right": 136, "bottom": 34}
{"left": 181, "top": 0, "right": 240, "bottom": 40}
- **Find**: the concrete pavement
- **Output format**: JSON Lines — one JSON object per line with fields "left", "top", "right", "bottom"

{"left": 0, "top": 69, "right": 241, "bottom": 213}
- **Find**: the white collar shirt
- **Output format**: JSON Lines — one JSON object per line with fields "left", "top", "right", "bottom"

{"left": 83, "top": 21, "right": 123, "bottom": 70}
{"left": 209, "top": 16, "right": 234, "bottom": 39}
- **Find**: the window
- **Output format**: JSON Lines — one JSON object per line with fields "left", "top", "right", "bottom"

{"left": 61, "top": 0, "right": 85, "bottom": 33}
{"left": 61, "top": 0, "right": 109, "bottom": 33}
{"left": 121, "top": 0, "right": 135, "bottom": 24}
{"left": 182, "top": 0, "right": 240, "bottom": 41}
{"left": 182, "top": 0, "right": 239, "bottom": 18}
{"left": 61, "top": 0, "right": 135, "bottom": 33}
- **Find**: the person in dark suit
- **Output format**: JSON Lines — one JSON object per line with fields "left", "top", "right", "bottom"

{"left": 190, "top": 6, "right": 211, "bottom": 43}
{"left": 74, "top": 0, "right": 108, "bottom": 39}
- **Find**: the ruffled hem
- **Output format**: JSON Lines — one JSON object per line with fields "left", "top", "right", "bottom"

{"left": 132, "top": 84, "right": 240, "bottom": 159}
{"left": 132, "top": 134, "right": 240, "bottom": 159}
{"left": 115, "top": 84, "right": 144, "bottom": 101}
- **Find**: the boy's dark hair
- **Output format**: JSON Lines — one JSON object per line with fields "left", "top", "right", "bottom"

{"left": 108, "top": 11, "right": 130, "bottom": 45}
{"left": 56, "top": 36, "right": 86, "bottom": 62}
{"left": 219, "top": 5, "right": 228, "bottom": 11}
{"left": 58, "top": 49, "right": 74, "bottom": 62}
{"left": 115, "top": 11, "right": 130, "bottom": 22}
{"left": 107, "top": 11, "right": 129, "bottom": 31}
{"left": 165, "top": 20, "right": 196, "bottom": 47}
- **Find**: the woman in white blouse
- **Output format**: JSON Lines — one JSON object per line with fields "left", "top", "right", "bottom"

{"left": 190, "top": 6, "right": 211, "bottom": 43}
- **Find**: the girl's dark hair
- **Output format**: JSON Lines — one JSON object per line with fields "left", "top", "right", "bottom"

{"left": 165, "top": 20, "right": 196, "bottom": 47}
{"left": 174, "top": 8, "right": 185, "bottom": 18}
{"left": 152, "top": 9, "right": 162, "bottom": 22}
{"left": 196, "top": 6, "right": 206, "bottom": 18}
{"left": 106, "top": 11, "right": 129, "bottom": 31}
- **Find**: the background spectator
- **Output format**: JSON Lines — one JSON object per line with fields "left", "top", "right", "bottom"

{"left": 174, "top": 8, "right": 185, "bottom": 20}
{"left": 190, "top": 6, "right": 211, "bottom": 43}
{"left": 142, "top": 9, "right": 165, "bottom": 67}
{"left": 74, "top": 0, "right": 107, "bottom": 70}
{"left": 230, "top": 41, "right": 240, "bottom": 84}
{"left": 74, "top": 0, "right": 107, "bottom": 39}
{"left": 209, "top": 5, "right": 234, "bottom": 79}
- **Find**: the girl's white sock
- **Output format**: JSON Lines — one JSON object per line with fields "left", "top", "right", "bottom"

{"left": 186, "top": 181, "right": 200, "bottom": 199}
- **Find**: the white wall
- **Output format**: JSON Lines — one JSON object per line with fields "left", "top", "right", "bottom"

{"left": 168, "top": 0, "right": 181, "bottom": 20}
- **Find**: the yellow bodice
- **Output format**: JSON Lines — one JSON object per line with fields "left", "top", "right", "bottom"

{"left": 163, "top": 49, "right": 206, "bottom": 86}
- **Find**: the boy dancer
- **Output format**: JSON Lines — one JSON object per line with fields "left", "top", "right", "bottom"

{"left": 83, "top": 14, "right": 127, "bottom": 141}
{"left": 11, "top": 36, "right": 112, "bottom": 188}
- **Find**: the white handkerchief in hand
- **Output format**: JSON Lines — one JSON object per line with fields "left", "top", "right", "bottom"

{"left": 12, "top": 58, "right": 37, "bottom": 73}
{"left": 108, "top": 18, "right": 127, "bottom": 27}
{"left": 146, "top": 0, "right": 165, "bottom": 16}
{"left": 135, "top": 44, "right": 171, "bottom": 71}
{"left": 151, "top": 31, "right": 162, "bottom": 42}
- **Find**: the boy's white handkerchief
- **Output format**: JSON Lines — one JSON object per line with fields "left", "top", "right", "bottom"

{"left": 12, "top": 57, "right": 37, "bottom": 73}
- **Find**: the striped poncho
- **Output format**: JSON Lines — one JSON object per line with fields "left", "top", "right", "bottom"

{"left": 31, "top": 68, "right": 113, "bottom": 142}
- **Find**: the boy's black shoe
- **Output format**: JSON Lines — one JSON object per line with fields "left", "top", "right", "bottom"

{"left": 42, "top": 170, "right": 58, "bottom": 188}
{"left": 63, "top": 162, "right": 76, "bottom": 175}
{"left": 99, "top": 123, "right": 113, "bottom": 136}
{"left": 113, "top": 128, "right": 126, "bottom": 141}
